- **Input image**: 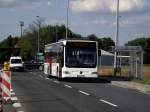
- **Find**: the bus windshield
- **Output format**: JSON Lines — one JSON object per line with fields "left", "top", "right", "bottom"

{"left": 66, "top": 48, "right": 97, "bottom": 68}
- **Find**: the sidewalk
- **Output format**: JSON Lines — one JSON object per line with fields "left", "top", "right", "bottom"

{"left": 111, "top": 81, "right": 150, "bottom": 94}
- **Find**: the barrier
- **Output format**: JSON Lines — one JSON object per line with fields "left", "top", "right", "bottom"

{"left": 0, "top": 70, "right": 3, "bottom": 112}
{"left": 0, "top": 71, "right": 11, "bottom": 100}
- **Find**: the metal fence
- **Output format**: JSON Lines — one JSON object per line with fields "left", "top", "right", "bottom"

{"left": 98, "top": 46, "right": 143, "bottom": 79}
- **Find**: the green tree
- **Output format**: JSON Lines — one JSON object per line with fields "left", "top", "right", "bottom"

{"left": 0, "top": 23, "right": 115, "bottom": 61}
{"left": 0, "top": 35, "right": 20, "bottom": 48}
{"left": 87, "top": 34, "right": 98, "bottom": 41}
{"left": 126, "top": 38, "right": 150, "bottom": 64}
{"left": 101, "top": 37, "right": 115, "bottom": 51}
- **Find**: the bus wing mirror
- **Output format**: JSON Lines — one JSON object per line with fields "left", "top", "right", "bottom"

{"left": 61, "top": 45, "right": 65, "bottom": 47}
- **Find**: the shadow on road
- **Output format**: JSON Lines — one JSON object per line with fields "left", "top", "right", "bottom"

{"left": 62, "top": 75, "right": 133, "bottom": 83}
{"left": 99, "top": 75, "right": 132, "bottom": 82}
{"left": 62, "top": 77, "right": 111, "bottom": 83}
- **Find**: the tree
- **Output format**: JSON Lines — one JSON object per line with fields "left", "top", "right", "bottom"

{"left": 126, "top": 38, "right": 150, "bottom": 64}
{"left": 87, "top": 34, "right": 98, "bottom": 41}
{"left": 101, "top": 37, "right": 115, "bottom": 51}
{"left": 0, "top": 23, "right": 115, "bottom": 61}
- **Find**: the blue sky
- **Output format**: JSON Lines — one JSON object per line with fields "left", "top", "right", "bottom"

{"left": 0, "top": 0, "right": 150, "bottom": 45}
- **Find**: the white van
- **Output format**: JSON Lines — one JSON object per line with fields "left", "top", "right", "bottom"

{"left": 9, "top": 56, "right": 24, "bottom": 71}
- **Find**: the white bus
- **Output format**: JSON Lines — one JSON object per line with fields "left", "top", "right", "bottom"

{"left": 44, "top": 39, "right": 99, "bottom": 79}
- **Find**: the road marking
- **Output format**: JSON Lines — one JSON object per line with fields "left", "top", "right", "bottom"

{"left": 39, "top": 75, "right": 43, "bottom": 78}
{"left": 64, "top": 84, "right": 72, "bottom": 88}
{"left": 18, "top": 111, "right": 24, "bottom": 112}
{"left": 10, "top": 89, "right": 13, "bottom": 92}
{"left": 53, "top": 80, "right": 60, "bottom": 84}
{"left": 79, "top": 90, "right": 90, "bottom": 96}
{"left": 45, "top": 78, "right": 53, "bottom": 81}
{"left": 13, "top": 103, "right": 22, "bottom": 108}
{"left": 11, "top": 92, "right": 15, "bottom": 95}
{"left": 11, "top": 97, "right": 18, "bottom": 101}
{"left": 100, "top": 99, "right": 118, "bottom": 107}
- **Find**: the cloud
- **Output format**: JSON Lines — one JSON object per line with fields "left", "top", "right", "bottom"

{"left": 71, "top": 0, "right": 145, "bottom": 13}
{"left": 0, "top": 0, "right": 51, "bottom": 9}
{"left": 119, "top": 14, "right": 150, "bottom": 27}
{"left": 84, "top": 20, "right": 110, "bottom": 26}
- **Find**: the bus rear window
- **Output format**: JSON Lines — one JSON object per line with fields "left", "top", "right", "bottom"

{"left": 11, "top": 59, "right": 22, "bottom": 64}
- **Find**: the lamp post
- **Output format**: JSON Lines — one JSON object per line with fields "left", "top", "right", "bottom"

{"left": 114, "top": 0, "right": 120, "bottom": 76}
{"left": 20, "top": 21, "right": 24, "bottom": 38}
{"left": 35, "top": 16, "right": 45, "bottom": 62}
{"left": 36, "top": 16, "right": 40, "bottom": 55}
{"left": 66, "top": 0, "right": 69, "bottom": 40}
{"left": 56, "top": 23, "right": 58, "bottom": 42}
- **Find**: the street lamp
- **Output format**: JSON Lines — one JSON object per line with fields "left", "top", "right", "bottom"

{"left": 66, "top": 0, "right": 70, "bottom": 40}
{"left": 114, "top": 0, "right": 120, "bottom": 76}
{"left": 36, "top": 16, "right": 40, "bottom": 55}
{"left": 35, "top": 16, "right": 45, "bottom": 62}
{"left": 56, "top": 23, "right": 58, "bottom": 42}
{"left": 20, "top": 21, "right": 24, "bottom": 38}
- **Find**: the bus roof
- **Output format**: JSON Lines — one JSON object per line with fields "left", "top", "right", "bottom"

{"left": 45, "top": 39, "right": 97, "bottom": 47}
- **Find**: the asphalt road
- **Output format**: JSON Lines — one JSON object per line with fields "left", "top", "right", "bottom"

{"left": 3, "top": 70, "right": 150, "bottom": 112}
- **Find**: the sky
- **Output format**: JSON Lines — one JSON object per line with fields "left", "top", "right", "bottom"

{"left": 0, "top": 0, "right": 150, "bottom": 45}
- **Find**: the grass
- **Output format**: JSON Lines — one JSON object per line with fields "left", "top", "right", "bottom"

{"left": 98, "top": 66, "right": 130, "bottom": 77}
{"left": 98, "top": 65, "right": 150, "bottom": 85}
{"left": 132, "top": 65, "right": 150, "bottom": 85}
{"left": 132, "top": 78, "right": 150, "bottom": 85}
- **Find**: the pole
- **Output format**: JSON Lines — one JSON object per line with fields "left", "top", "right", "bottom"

{"left": 36, "top": 16, "right": 40, "bottom": 63}
{"left": 37, "top": 22, "right": 40, "bottom": 62}
{"left": 114, "top": 0, "right": 119, "bottom": 76}
{"left": 56, "top": 24, "right": 58, "bottom": 42}
{"left": 66, "top": 0, "right": 69, "bottom": 40}
{"left": 36, "top": 16, "right": 40, "bottom": 55}
{"left": 21, "top": 25, "right": 22, "bottom": 38}
{"left": 20, "top": 21, "right": 24, "bottom": 38}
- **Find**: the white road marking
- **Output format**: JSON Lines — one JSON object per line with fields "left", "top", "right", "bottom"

{"left": 11, "top": 97, "right": 18, "bottom": 101}
{"left": 79, "top": 90, "right": 90, "bottom": 96}
{"left": 18, "top": 111, "right": 24, "bottom": 112}
{"left": 11, "top": 92, "right": 15, "bottom": 95}
{"left": 39, "top": 75, "right": 43, "bottom": 78}
{"left": 10, "top": 89, "right": 13, "bottom": 92}
{"left": 64, "top": 84, "right": 72, "bottom": 88}
{"left": 13, "top": 103, "right": 22, "bottom": 108}
{"left": 53, "top": 80, "right": 60, "bottom": 84}
{"left": 100, "top": 99, "right": 118, "bottom": 107}
{"left": 45, "top": 78, "right": 53, "bottom": 81}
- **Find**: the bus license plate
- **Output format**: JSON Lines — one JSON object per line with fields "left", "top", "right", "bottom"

{"left": 77, "top": 75, "right": 85, "bottom": 78}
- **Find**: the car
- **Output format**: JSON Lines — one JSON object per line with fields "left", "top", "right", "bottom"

{"left": 9, "top": 56, "right": 24, "bottom": 71}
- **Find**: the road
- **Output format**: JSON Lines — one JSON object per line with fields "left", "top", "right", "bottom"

{"left": 3, "top": 70, "right": 150, "bottom": 112}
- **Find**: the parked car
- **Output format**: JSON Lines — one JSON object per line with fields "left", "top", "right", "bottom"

{"left": 9, "top": 56, "right": 24, "bottom": 71}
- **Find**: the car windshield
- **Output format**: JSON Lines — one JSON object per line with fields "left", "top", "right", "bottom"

{"left": 11, "top": 59, "right": 22, "bottom": 64}
{"left": 65, "top": 48, "right": 97, "bottom": 68}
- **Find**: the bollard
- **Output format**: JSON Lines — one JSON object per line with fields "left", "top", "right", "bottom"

{"left": 1, "top": 71, "right": 11, "bottom": 101}
{"left": 3, "top": 61, "right": 10, "bottom": 71}
{"left": 0, "top": 71, "right": 3, "bottom": 112}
